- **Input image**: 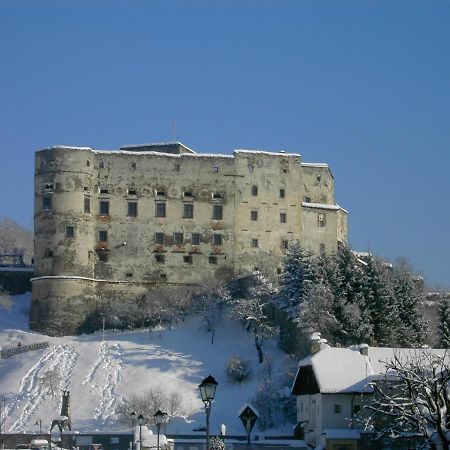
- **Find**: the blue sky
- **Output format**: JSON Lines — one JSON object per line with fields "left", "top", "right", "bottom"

{"left": 1, "top": 0, "right": 449, "bottom": 287}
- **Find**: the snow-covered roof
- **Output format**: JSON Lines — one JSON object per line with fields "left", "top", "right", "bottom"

{"left": 302, "top": 202, "right": 348, "bottom": 214}
{"left": 234, "top": 149, "right": 300, "bottom": 157}
{"left": 293, "top": 346, "right": 448, "bottom": 395}
{"left": 301, "top": 162, "right": 328, "bottom": 168}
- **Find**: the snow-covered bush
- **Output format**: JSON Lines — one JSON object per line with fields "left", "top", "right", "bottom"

{"left": 226, "top": 356, "right": 251, "bottom": 383}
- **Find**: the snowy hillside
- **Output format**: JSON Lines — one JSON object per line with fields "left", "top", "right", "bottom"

{"left": 0, "top": 293, "right": 292, "bottom": 435}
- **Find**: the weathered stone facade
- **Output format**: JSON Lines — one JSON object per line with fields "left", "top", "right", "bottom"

{"left": 31, "top": 142, "right": 347, "bottom": 335}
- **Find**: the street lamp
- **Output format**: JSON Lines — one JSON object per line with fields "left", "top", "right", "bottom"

{"left": 130, "top": 412, "right": 137, "bottom": 450}
{"left": 153, "top": 410, "right": 168, "bottom": 450}
{"left": 199, "top": 375, "right": 218, "bottom": 450}
{"left": 36, "top": 419, "right": 42, "bottom": 434}
{"left": 137, "top": 414, "right": 146, "bottom": 450}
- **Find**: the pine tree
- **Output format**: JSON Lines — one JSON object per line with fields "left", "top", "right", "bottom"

{"left": 438, "top": 295, "right": 450, "bottom": 348}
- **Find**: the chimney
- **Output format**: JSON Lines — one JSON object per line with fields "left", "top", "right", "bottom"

{"left": 359, "top": 343, "right": 369, "bottom": 357}
{"left": 310, "top": 332, "right": 322, "bottom": 354}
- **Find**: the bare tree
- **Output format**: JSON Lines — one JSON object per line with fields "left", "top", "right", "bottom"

{"left": 363, "top": 350, "right": 450, "bottom": 449}
{"left": 41, "top": 368, "right": 63, "bottom": 398}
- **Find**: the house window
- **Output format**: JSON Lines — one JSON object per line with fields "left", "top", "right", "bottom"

{"left": 304, "top": 196, "right": 311, "bottom": 203}
{"left": 183, "top": 203, "right": 194, "bottom": 219}
{"left": 99, "top": 200, "right": 110, "bottom": 215}
{"left": 191, "top": 233, "right": 200, "bottom": 245}
{"left": 250, "top": 211, "right": 258, "bottom": 221}
{"left": 127, "top": 201, "right": 138, "bottom": 217}
{"left": 251, "top": 185, "right": 258, "bottom": 196}
{"left": 98, "top": 230, "right": 108, "bottom": 242}
{"left": 251, "top": 239, "right": 259, "bottom": 248}
{"left": 279, "top": 188, "right": 285, "bottom": 198}
{"left": 84, "top": 196, "right": 91, "bottom": 214}
{"left": 213, "top": 166, "right": 219, "bottom": 173}
{"left": 281, "top": 240, "right": 288, "bottom": 250}
{"left": 334, "top": 404, "right": 341, "bottom": 414}
{"left": 154, "top": 232, "right": 164, "bottom": 244}
{"left": 174, "top": 233, "right": 184, "bottom": 245}
{"left": 212, "top": 205, "right": 223, "bottom": 220}
{"left": 155, "top": 254, "right": 165, "bottom": 263}
{"left": 353, "top": 405, "right": 361, "bottom": 415}
{"left": 155, "top": 202, "right": 166, "bottom": 218}
{"left": 280, "top": 213, "right": 287, "bottom": 223}
{"left": 65, "top": 226, "right": 74, "bottom": 238}
{"left": 183, "top": 255, "right": 193, "bottom": 264}
{"left": 209, "top": 256, "right": 217, "bottom": 264}
{"left": 42, "top": 195, "right": 52, "bottom": 211}
{"left": 212, "top": 234, "right": 223, "bottom": 246}
{"left": 318, "top": 213, "right": 326, "bottom": 227}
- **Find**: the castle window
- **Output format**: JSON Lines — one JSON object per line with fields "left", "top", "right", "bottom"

{"left": 155, "top": 254, "right": 165, "bottom": 263}
{"left": 42, "top": 195, "right": 52, "bottom": 211}
{"left": 65, "top": 226, "right": 74, "bottom": 238}
{"left": 128, "top": 189, "right": 137, "bottom": 196}
{"left": 279, "top": 188, "right": 285, "bottom": 198}
{"left": 183, "top": 203, "right": 194, "bottom": 219}
{"left": 304, "top": 196, "right": 311, "bottom": 203}
{"left": 127, "top": 201, "right": 138, "bottom": 217}
{"left": 248, "top": 164, "right": 254, "bottom": 172}
{"left": 99, "top": 200, "right": 110, "bottom": 215}
{"left": 174, "top": 232, "right": 184, "bottom": 245}
{"left": 155, "top": 202, "right": 166, "bottom": 218}
{"left": 209, "top": 256, "right": 217, "bottom": 264}
{"left": 251, "top": 238, "right": 259, "bottom": 248}
{"left": 126, "top": 272, "right": 133, "bottom": 278}
{"left": 86, "top": 160, "right": 90, "bottom": 167}
{"left": 183, "top": 255, "right": 193, "bottom": 264}
{"left": 191, "top": 233, "right": 200, "bottom": 245}
{"left": 250, "top": 211, "right": 258, "bottom": 221}
{"left": 84, "top": 196, "right": 91, "bottom": 214}
{"left": 83, "top": 186, "right": 88, "bottom": 191}
{"left": 154, "top": 232, "right": 164, "bottom": 244}
{"left": 318, "top": 213, "right": 326, "bottom": 228}
{"left": 212, "top": 205, "right": 223, "bottom": 220}
{"left": 281, "top": 240, "right": 288, "bottom": 250}
{"left": 99, "top": 161, "right": 104, "bottom": 169}
{"left": 213, "top": 166, "right": 219, "bottom": 173}
{"left": 160, "top": 273, "right": 167, "bottom": 278}
{"left": 280, "top": 212, "right": 287, "bottom": 223}
{"left": 156, "top": 190, "right": 166, "bottom": 197}
{"left": 184, "top": 191, "right": 193, "bottom": 198}
{"left": 44, "top": 249, "right": 53, "bottom": 258}
{"left": 100, "top": 188, "right": 109, "bottom": 194}
{"left": 131, "top": 162, "right": 137, "bottom": 169}
{"left": 98, "top": 230, "right": 108, "bottom": 242}
{"left": 251, "top": 185, "right": 258, "bottom": 196}
{"left": 43, "top": 183, "right": 53, "bottom": 191}
{"left": 276, "top": 267, "right": 282, "bottom": 275}
{"left": 212, "top": 234, "right": 223, "bottom": 246}
{"left": 212, "top": 193, "right": 222, "bottom": 199}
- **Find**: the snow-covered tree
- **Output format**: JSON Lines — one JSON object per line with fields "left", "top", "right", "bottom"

{"left": 438, "top": 295, "right": 450, "bottom": 348}
{"left": 364, "top": 350, "right": 450, "bottom": 449}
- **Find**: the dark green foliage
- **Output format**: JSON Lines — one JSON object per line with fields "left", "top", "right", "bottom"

{"left": 438, "top": 295, "right": 450, "bottom": 348}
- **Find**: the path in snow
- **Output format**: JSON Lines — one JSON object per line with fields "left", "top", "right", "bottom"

{"left": 4, "top": 344, "right": 78, "bottom": 432}
{"left": 82, "top": 341, "right": 124, "bottom": 421}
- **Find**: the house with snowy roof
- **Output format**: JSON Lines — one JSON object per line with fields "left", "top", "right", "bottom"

{"left": 291, "top": 334, "right": 447, "bottom": 450}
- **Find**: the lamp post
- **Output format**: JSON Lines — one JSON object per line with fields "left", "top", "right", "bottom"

{"left": 137, "top": 414, "right": 146, "bottom": 450}
{"left": 199, "top": 375, "right": 218, "bottom": 450}
{"left": 130, "top": 411, "right": 137, "bottom": 450}
{"left": 36, "top": 419, "right": 42, "bottom": 434}
{"left": 153, "top": 410, "right": 168, "bottom": 450}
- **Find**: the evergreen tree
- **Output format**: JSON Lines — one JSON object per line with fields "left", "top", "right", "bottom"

{"left": 438, "top": 295, "right": 450, "bottom": 348}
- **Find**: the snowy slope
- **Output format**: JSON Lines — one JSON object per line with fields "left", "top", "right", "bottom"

{"left": 0, "top": 293, "right": 291, "bottom": 435}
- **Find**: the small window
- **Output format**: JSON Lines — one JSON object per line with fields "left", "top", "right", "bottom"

{"left": 86, "top": 160, "right": 90, "bottom": 167}
{"left": 174, "top": 233, "right": 184, "bottom": 245}
{"left": 183, "top": 203, "right": 194, "bottom": 219}
{"left": 353, "top": 405, "right": 361, "bottom": 415}
{"left": 65, "top": 226, "right": 74, "bottom": 238}
{"left": 334, "top": 404, "right": 341, "bottom": 414}
{"left": 175, "top": 164, "right": 180, "bottom": 172}
{"left": 320, "top": 243, "right": 326, "bottom": 255}
{"left": 279, "top": 189, "right": 285, "bottom": 198}
{"left": 126, "top": 272, "right": 133, "bottom": 278}
{"left": 248, "top": 164, "right": 254, "bottom": 172}
{"left": 42, "top": 195, "right": 52, "bottom": 211}
{"left": 213, "top": 166, "right": 219, "bottom": 173}
{"left": 191, "top": 233, "right": 200, "bottom": 245}
{"left": 250, "top": 211, "right": 258, "bottom": 221}
{"left": 128, "top": 189, "right": 137, "bottom": 195}
{"left": 98, "top": 230, "right": 108, "bottom": 242}
{"left": 154, "top": 232, "right": 164, "bottom": 244}
{"left": 83, "top": 186, "right": 89, "bottom": 191}
{"left": 84, "top": 196, "right": 91, "bottom": 214}
{"left": 318, "top": 213, "right": 326, "bottom": 228}
{"left": 156, "top": 190, "right": 166, "bottom": 196}
{"left": 184, "top": 191, "right": 193, "bottom": 198}
{"left": 280, "top": 213, "right": 287, "bottom": 223}
{"left": 281, "top": 240, "right": 288, "bottom": 250}
{"left": 212, "top": 193, "right": 222, "bottom": 199}
{"left": 45, "top": 249, "right": 54, "bottom": 258}
{"left": 251, "top": 185, "right": 258, "bottom": 196}
{"left": 160, "top": 273, "right": 167, "bottom": 279}
{"left": 127, "top": 201, "right": 138, "bottom": 217}
{"left": 131, "top": 162, "right": 137, "bottom": 169}
{"left": 209, "top": 256, "right": 218, "bottom": 264}
{"left": 43, "top": 183, "right": 53, "bottom": 191}
{"left": 155, "top": 202, "right": 166, "bottom": 218}
{"left": 212, "top": 205, "right": 223, "bottom": 220}
{"left": 251, "top": 238, "right": 259, "bottom": 248}
{"left": 99, "top": 200, "right": 110, "bottom": 215}
{"left": 212, "top": 234, "right": 223, "bottom": 246}
{"left": 304, "top": 196, "right": 311, "bottom": 203}
{"left": 100, "top": 188, "right": 109, "bottom": 194}
{"left": 99, "top": 161, "right": 104, "bottom": 169}
{"left": 276, "top": 267, "right": 282, "bottom": 275}
{"left": 155, "top": 254, "right": 165, "bottom": 263}
{"left": 183, "top": 255, "right": 193, "bottom": 264}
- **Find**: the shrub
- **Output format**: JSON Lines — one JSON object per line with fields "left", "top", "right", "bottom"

{"left": 226, "top": 356, "right": 251, "bottom": 383}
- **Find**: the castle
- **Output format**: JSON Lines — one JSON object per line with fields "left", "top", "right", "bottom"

{"left": 31, "top": 142, "right": 348, "bottom": 335}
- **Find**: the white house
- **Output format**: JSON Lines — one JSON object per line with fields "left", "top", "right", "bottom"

{"left": 291, "top": 334, "right": 447, "bottom": 450}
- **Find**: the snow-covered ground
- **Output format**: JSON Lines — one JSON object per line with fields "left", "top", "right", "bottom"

{"left": 0, "top": 293, "right": 292, "bottom": 435}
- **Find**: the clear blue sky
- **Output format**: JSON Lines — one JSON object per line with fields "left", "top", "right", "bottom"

{"left": 1, "top": 0, "right": 449, "bottom": 287}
